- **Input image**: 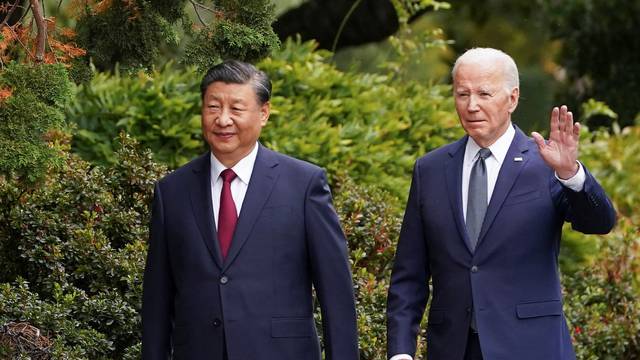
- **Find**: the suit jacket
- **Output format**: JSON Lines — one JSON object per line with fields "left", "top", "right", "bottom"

{"left": 387, "top": 126, "right": 616, "bottom": 360}
{"left": 142, "top": 144, "right": 359, "bottom": 359}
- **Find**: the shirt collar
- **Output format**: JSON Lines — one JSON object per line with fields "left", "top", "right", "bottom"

{"left": 465, "top": 122, "right": 515, "bottom": 165}
{"left": 210, "top": 142, "right": 259, "bottom": 185}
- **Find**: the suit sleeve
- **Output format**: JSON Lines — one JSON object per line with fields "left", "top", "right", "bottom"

{"left": 305, "top": 169, "right": 359, "bottom": 360}
{"left": 142, "top": 182, "right": 174, "bottom": 360}
{"left": 554, "top": 165, "right": 616, "bottom": 234}
{"left": 387, "top": 162, "right": 430, "bottom": 358}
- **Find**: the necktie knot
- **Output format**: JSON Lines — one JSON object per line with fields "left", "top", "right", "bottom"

{"left": 221, "top": 169, "right": 237, "bottom": 183}
{"left": 477, "top": 148, "right": 491, "bottom": 161}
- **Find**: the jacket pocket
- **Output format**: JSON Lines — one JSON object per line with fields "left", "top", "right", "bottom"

{"left": 271, "top": 317, "right": 313, "bottom": 338}
{"left": 516, "top": 300, "right": 562, "bottom": 319}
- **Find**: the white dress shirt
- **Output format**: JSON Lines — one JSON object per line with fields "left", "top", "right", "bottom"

{"left": 390, "top": 124, "right": 585, "bottom": 360}
{"left": 210, "top": 143, "right": 259, "bottom": 230}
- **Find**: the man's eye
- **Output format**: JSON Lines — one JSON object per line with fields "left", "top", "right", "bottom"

{"left": 208, "top": 105, "right": 220, "bottom": 109}
{"left": 457, "top": 93, "right": 469, "bottom": 98}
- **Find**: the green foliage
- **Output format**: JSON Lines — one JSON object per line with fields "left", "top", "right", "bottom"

{"left": 544, "top": 0, "right": 640, "bottom": 126}
{"left": 67, "top": 64, "right": 206, "bottom": 168}
{"left": 580, "top": 125, "right": 640, "bottom": 223}
{"left": 0, "top": 63, "right": 72, "bottom": 185}
{"left": 148, "top": 0, "right": 188, "bottom": 22}
{"left": 563, "top": 218, "right": 640, "bottom": 360}
{"left": 75, "top": 1, "right": 178, "bottom": 72}
{"left": 184, "top": 19, "right": 281, "bottom": 71}
{"left": 335, "top": 177, "right": 401, "bottom": 275}
{"left": 0, "top": 63, "right": 72, "bottom": 108}
{"left": 260, "top": 39, "right": 463, "bottom": 197}
{"left": 333, "top": 177, "right": 423, "bottom": 358}
{"left": 0, "top": 134, "right": 166, "bottom": 358}
{"left": 560, "top": 120, "right": 640, "bottom": 357}
{"left": 580, "top": 99, "right": 618, "bottom": 124}
{"left": 183, "top": 0, "right": 280, "bottom": 70}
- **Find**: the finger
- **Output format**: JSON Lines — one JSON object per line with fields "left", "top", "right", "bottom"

{"left": 531, "top": 131, "right": 546, "bottom": 151}
{"left": 558, "top": 105, "right": 568, "bottom": 136}
{"left": 549, "top": 106, "right": 560, "bottom": 141}
{"left": 572, "top": 121, "right": 581, "bottom": 143}
{"left": 563, "top": 110, "right": 574, "bottom": 144}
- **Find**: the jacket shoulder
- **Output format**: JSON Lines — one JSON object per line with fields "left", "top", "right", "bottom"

{"left": 262, "top": 147, "right": 324, "bottom": 175}
{"left": 157, "top": 152, "right": 208, "bottom": 186}
{"left": 416, "top": 140, "right": 464, "bottom": 167}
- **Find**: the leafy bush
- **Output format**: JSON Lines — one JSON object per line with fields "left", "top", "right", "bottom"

{"left": 0, "top": 134, "right": 166, "bottom": 359}
{"left": 68, "top": 65, "right": 206, "bottom": 168}
{"left": 0, "top": 63, "right": 72, "bottom": 185}
{"left": 75, "top": 1, "right": 178, "bottom": 73}
{"left": 182, "top": 0, "right": 280, "bottom": 71}
{"left": 563, "top": 218, "right": 640, "bottom": 360}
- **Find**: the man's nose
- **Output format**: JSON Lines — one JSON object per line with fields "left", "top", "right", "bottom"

{"left": 467, "top": 95, "right": 480, "bottom": 111}
{"left": 216, "top": 109, "right": 233, "bottom": 126}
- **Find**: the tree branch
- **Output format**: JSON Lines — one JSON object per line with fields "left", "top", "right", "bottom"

{"left": 0, "top": 0, "right": 23, "bottom": 28}
{"left": 189, "top": 0, "right": 206, "bottom": 26}
{"left": 5, "top": 24, "right": 33, "bottom": 59}
{"left": 29, "top": 0, "right": 44, "bottom": 62}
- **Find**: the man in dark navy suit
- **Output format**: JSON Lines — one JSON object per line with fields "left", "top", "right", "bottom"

{"left": 387, "top": 48, "right": 616, "bottom": 360}
{"left": 142, "top": 60, "right": 359, "bottom": 359}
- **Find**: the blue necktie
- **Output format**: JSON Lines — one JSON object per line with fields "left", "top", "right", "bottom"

{"left": 466, "top": 148, "right": 491, "bottom": 252}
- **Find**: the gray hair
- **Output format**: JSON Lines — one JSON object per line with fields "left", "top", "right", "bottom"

{"left": 200, "top": 60, "right": 272, "bottom": 104}
{"left": 451, "top": 48, "right": 519, "bottom": 91}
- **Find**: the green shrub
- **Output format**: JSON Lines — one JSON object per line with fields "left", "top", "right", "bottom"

{"left": 0, "top": 63, "right": 72, "bottom": 185}
{"left": 559, "top": 122, "right": 640, "bottom": 358}
{"left": 68, "top": 65, "right": 206, "bottom": 168}
{"left": 75, "top": 1, "right": 178, "bottom": 72}
{"left": 334, "top": 177, "right": 402, "bottom": 358}
{"left": 260, "top": 39, "right": 463, "bottom": 197}
{"left": 563, "top": 218, "right": 640, "bottom": 360}
{"left": 182, "top": 0, "right": 281, "bottom": 71}
{"left": 0, "top": 134, "right": 166, "bottom": 359}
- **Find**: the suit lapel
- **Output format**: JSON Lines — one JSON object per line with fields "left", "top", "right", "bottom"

{"left": 445, "top": 136, "right": 475, "bottom": 253}
{"left": 190, "top": 152, "right": 224, "bottom": 269}
{"left": 476, "top": 126, "right": 530, "bottom": 247}
{"left": 222, "top": 145, "right": 280, "bottom": 271}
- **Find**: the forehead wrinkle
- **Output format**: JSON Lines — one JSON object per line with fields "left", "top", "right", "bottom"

{"left": 205, "top": 92, "right": 250, "bottom": 104}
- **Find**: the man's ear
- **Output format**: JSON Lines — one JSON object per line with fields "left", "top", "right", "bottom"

{"left": 260, "top": 101, "right": 270, "bottom": 126}
{"left": 508, "top": 87, "right": 520, "bottom": 113}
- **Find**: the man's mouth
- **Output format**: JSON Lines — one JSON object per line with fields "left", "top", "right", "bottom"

{"left": 215, "top": 132, "right": 236, "bottom": 139}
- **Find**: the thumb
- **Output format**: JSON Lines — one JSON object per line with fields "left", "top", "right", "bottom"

{"left": 531, "top": 132, "right": 546, "bottom": 150}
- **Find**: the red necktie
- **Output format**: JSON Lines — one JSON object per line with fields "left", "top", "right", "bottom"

{"left": 218, "top": 169, "right": 238, "bottom": 259}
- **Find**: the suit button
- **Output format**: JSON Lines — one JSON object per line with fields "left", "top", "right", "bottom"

{"left": 212, "top": 318, "right": 222, "bottom": 327}
{"left": 466, "top": 307, "right": 471, "bottom": 313}
{"left": 220, "top": 276, "right": 229, "bottom": 284}
{"left": 471, "top": 266, "right": 478, "bottom": 273}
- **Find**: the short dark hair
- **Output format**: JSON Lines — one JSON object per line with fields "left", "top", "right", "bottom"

{"left": 200, "top": 60, "right": 272, "bottom": 105}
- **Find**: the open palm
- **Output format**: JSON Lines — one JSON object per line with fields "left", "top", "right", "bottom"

{"left": 531, "top": 105, "right": 580, "bottom": 179}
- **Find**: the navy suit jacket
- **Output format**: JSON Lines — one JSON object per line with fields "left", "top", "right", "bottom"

{"left": 142, "top": 145, "right": 359, "bottom": 359}
{"left": 387, "top": 126, "right": 616, "bottom": 360}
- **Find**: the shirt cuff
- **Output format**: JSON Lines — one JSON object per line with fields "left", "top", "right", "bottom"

{"left": 555, "top": 161, "right": 586, "bottom": 192}
{"left": 390, "top": 355, "right": 413, "bottom": 360}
